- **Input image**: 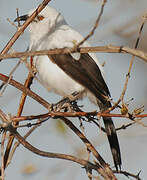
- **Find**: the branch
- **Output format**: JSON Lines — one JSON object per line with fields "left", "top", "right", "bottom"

{"left": 3, "top": 72, "right": 35, "bottom": 171}
{"left": 11, "top": 112, "right": 147, "bottom": 123}
{"left": 0, "top": 46, "right": 147, "bottom": 62}
{"left": 1, "top": 131, "right": 6, "bottom": 180}
{"left": 10, "top": 128, "right": 111, "bottom": 180}
{"left": 0, "top": 73, "right": 51, "bottom": 109}
{"left": 0, "top": 104, "right": 116, "bottom": 179}
{"left": 59, "top": 117, "right": 117, "bottom": 179}
{"left": 114, "top": 170, "right": 142, "bottom": 180}
{"left": 8, "top": 126, "right": 39, "bottom": 167}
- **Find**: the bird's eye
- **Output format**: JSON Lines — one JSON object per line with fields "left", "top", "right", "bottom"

{"left": 37, "top": 15, "right": 44, "bottom": 21}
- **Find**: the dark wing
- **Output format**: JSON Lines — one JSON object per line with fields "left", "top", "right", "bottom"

{"left": 49, "top": 53, "right": 110, "bottom": 104}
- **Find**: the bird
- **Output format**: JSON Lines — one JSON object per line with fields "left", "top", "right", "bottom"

{"left": 15, "top": 6, "right": 122, "bottom": 170}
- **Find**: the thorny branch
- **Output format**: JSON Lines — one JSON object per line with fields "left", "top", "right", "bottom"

{"left": 0, "top": 73, "right": 146, "bottom": 124}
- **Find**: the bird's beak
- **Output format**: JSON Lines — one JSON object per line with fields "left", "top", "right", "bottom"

{"left": 14, "top": 14, "right": 29, "bottom": 22}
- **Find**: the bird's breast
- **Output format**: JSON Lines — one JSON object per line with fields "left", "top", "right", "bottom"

{"left": 34, "top": 55, "right": 85, "bottom": 97}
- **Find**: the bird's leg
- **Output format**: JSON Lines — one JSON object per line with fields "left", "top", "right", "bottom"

{"left": 52, "top": 91, "right": 81, "bottom": 112}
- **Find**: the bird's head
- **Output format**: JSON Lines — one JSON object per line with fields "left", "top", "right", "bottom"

{"left": 14, "top": 6, "right": 66, "bottom": 43}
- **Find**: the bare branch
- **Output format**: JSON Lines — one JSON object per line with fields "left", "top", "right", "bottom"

{"left": 12, "top": 129, "right": 111, "bottom": 180}
{"left": 114, "top": 170, "right": 142, "bottom": 180}
{"left": 59, "top": 117, "right": 117, "bottom": 179}
{"left": 11, "top": 112, "right": 147, "bottom": 123}
{"left": 1, "top": 131, "right": 7, "bottom": 180}
{"left": 0, "top": 45, "right": 147, "bottom": 63}
{"left": 0, "top": 73, "right": 51, "bottom": 109}
{"left": 7, "top": 124, "right": 40, "bottom": 166}
{"left": 3, "top": 72, "right": 35, "bottom": 170}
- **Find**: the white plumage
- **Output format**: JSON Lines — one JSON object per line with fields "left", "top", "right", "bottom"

{"left": 28, "top": 6, "right": 104, "bottom": 103}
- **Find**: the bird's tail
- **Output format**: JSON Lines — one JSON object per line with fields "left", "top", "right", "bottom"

{"left": 97, "top": 99, "right": 121, "bottom": 171}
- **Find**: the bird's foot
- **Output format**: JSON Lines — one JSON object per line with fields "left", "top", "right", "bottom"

{"left": 51, "top": 91, "right": 81, "bottom": 112}
{"left": 52, "top": 97, "right": 73, "bottom": 112}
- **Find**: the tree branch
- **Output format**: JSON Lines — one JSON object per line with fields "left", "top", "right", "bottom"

{"left": 11, "top": 127, "right": 112, "bottom": 180}
{"left": 0, "top": 45, "right": 147, "bottom": 63}
{"left": 0, "top": 73, "right": 51, "bottom": 109}
{"left": 11, "top": 112, "right": 147, "bottom": 123}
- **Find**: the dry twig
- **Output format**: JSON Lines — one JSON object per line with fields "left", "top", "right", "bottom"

{"left": 1, "top": 131, "right": 6, "bottom": 180}
{"left": 76, "top": 0, "right": 107, "bottom": 47}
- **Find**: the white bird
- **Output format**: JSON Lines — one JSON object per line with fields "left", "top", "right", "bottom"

{"left": 15, "top": 6, "right": 121, "bottom": 170}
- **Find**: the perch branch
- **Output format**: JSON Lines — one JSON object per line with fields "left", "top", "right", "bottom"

{"left": 0, "top": 45, "right": 147, "bottom": 62}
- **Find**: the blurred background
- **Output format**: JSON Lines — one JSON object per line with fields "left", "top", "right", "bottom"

{"left": 0, "top": 0, "right": 147, "bottom": 179}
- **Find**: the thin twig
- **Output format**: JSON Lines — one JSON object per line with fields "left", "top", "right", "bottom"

{"left": 16, "top": 118, "right": 48, "bottom": 128}
{"left": 114, "top": 170, "right": 142, "bottom": 180}
{"left": 116, "top": 122, "right": 135, "bottom": 131}
{"left": 16, "top": 8, "right": 21, "bottom": 27}
{"left": 1, "top": 131, "right": 6, "bottom": 180}
{"left": 105, "top": 15, "right": 147, "bottom": 113}
{"left": 0, "top": 109, "right": 10, "bottom": 123}
{"left": 0, "top": 60, "right": 21, "bottom": 96}
{"left": 76, "top": 0, "right": 107, "bottom": 47}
